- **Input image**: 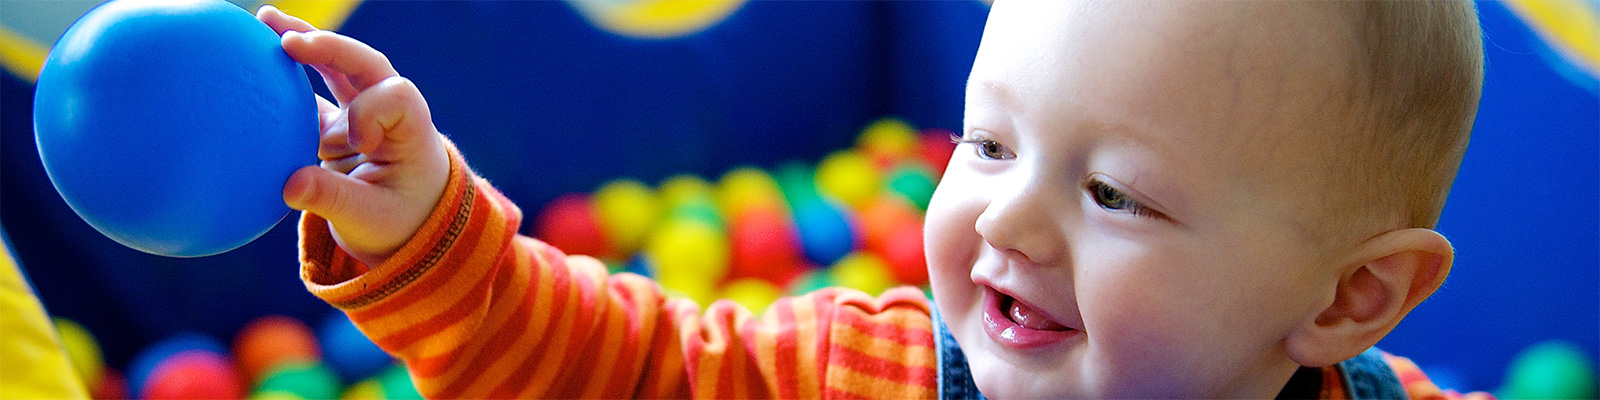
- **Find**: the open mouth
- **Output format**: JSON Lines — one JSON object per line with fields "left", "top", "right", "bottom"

{"left": 982, "top": 286, "right": 1081, "bottom": 350}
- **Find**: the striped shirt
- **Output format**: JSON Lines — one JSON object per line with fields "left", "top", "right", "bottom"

{"left": 297, "top": 143, "right": 1488, "bottom": 399}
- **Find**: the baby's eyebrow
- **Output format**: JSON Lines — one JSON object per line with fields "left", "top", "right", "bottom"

{"left": 968, "top": 79, "right": 1022, "bottom": 111}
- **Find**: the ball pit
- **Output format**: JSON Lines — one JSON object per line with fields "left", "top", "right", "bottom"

{"left": 127, "top": 333, "right": 227, "bottom": 399}
{"left": 885, "top": 164, "right": 938, "bottom": 212}
{"left": 53, "top": 318, "right": 104, "bottom": 388}
{"left": 815, "top": 149, "right": 882, "bottom": 209}
{"left": 857, "top": 118, "right": 919, "bottom": 167}
{"left": 593, "top": 179, "right": 660, "bottom": 256}
{"left": 716, "top": 167, "right": 788, "bottom": 218}
{"left": 234, "top": 315, "right": 322, "bottom": 385}
{"left": 1499, "top": 341, "right": 1597, "bottom": 399}
{"left": 143, "top": 350, "right": 244, "bottom": 400}
{"left": 58, "top": 312, "right": 419, "bottom": 400}
{"left": 829, "top": 252, "right": 896, "bottom": 296}
{"left": 727, "top": 207, "right": 804, "bottom": 285}
{"left": 255, "top": 362, "right": 341, "bottom": 400}
{"left": 918, "top": 128, "right": 959, "bottom": 178}
{"left": 319, "top": 312, "right": 395, "bottom": 382}
{"left": 721, "top": 278, "right": 784, "bottom": 314}
{"left": 534, "top": 194, "right": 613, "bottom": 258}
{"left": 532, "top": 117, "right": 948, "bottom": 312}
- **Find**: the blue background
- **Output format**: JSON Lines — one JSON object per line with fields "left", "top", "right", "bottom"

{"left": 1, "top": 0, "right": 1594, "bottom": 392}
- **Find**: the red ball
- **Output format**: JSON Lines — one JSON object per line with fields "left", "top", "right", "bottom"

{"left": 882, "top": 220, "right": 928, "bottom": 286}
{"left": 728, "top": 207, "right": 804, "bottom": 285}
{"left": 535, "top": 194, "right": 613, "bottom": 258}
{"left": 142, "top": 350, "right": 243, "bottom": 400}
{"left": 919, "top": 128, "right": 958, "bottom": 178}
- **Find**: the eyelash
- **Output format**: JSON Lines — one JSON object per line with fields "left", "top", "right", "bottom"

{"left": 954, "top": 133, "right": 1162, "bottom": 220}
{"left": 1086, "top": 179, "right": 1161, "bottom": 219}
{"left": 953, "top": 134, "right": 1015, "bottom": 160}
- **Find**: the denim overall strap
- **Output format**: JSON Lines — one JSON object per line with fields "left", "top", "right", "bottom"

{"left": 933, "top": 308, "right": 988, "bottom": 400}
{"left": 1336, "top": 348, "right": 1407, "bottom": 400}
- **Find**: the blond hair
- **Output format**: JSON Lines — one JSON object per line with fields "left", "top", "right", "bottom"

{"left": 1334, "top": 0, "right": 1484, "bottom": 233}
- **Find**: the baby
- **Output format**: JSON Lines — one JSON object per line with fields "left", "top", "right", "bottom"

{"left": 262, "top": 0, "right": 1486, "bottom": 398}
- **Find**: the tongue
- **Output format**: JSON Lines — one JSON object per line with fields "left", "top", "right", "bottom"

{"left": 1009, "top": 298, "right": 1070, "bottom": 331}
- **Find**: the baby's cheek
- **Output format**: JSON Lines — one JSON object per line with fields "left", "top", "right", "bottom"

{"left": 922, "top": 181, "right": 985, "bottom": 313}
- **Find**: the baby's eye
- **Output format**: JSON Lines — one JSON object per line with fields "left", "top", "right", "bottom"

{"left": 955, "top": 134, "right": 1016, "bottom": 160}
{"left": 1087, "top": 179, "right": 1159, "bottom": 218}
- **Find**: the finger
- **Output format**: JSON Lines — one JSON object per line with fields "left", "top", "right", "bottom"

{"left": 317, "top": 111, "right": 357, "bottom": 161}
{"left": 283, "top": 165, "right": 376, "bottom": 224}
{"left": 346, "top": 76, "right": 435, "bottom": 160}
{"left": 320, "top": 153, "right": 368, "bottom": 175}
{"left": 280, "top": 30, "right": 399, "bottom": 97}
{"left": 278, "top": 31, "right": 360, "bottom": 103}
{"left": 256, "top": 5, "right": 318, "bottom": 35}
{"left": 316, "top": 95, "right": 339, "bottom": 131}
{"left": 311, "top": 64, "right": 360, "bottom": 105}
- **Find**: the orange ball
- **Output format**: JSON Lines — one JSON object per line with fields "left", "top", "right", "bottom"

{"left": 859, "top": 196, "right": 920, "bottom": 255}
{"left": 233, "top": 315, "right": 320, "bottom": 384}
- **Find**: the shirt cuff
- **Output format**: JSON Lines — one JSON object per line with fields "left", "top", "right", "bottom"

{"left": 296, "top": 137, "right": 522, "bottom": 312}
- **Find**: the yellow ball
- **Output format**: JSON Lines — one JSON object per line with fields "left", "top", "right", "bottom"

{"left": 720, "top": 278, "right": 783, "bottom": 314}
{"left": 593, "top": 179, "right": 660, "bottom": 256}
{"left": 659, "top": 273, "right": 719, "bottom": 306}
{"left": 251, "top": 390, "right": 307, "bottom": 400}
{"left": 815, "top": 150, "right": 881, "bottom": 209}
{"left": 340, "top": 378, "right": 383, "bottom": 400}
{"left": 52, "top": 318, "right": 102, "bottom": 387}
{"left": 659, "top": 174, "right": 715, "bottom": 210}
{"left": 646, "top": 218, "right": 730, "bottom": 283}
{"left": 830, "top": 252, "right": 895, "bottom": 296}
{"left": 857, "top": 118, "right": 918, "bottom": 163}
{"left": 717, "top": 167, "right": 787, "bottom": 218}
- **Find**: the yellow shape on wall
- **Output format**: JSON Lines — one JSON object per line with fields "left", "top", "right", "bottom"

{"left": 1502, "top": 0, "right": 1600, "bottom": 78}
{"left": 567, "top": 0, "right": 747, "bottom": 39}
{"left": 1, "top": 0, "right": 362, "bottom": 83}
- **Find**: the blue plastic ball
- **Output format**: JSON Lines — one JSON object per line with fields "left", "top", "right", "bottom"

{"left": 793, "top": 199, "right": 856, "bottom": 266}
{"left": 33, "top": 0, "right": 317, "bottom": 257}
{"left": 319, "top": 311, "right": 395, "bottom": 381}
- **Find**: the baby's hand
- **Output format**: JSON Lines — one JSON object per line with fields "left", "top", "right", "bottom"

{"left": 260, "top": 6, "right": 449, "bottom": 266}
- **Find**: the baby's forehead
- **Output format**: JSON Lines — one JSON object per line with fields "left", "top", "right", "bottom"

{"left": 974, "top": 0, "right": 1374, "bottom": 230}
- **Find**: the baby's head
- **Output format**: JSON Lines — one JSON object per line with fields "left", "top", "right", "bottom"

{"left": 924, "top": 0, "right": 1483, "bottom": 397}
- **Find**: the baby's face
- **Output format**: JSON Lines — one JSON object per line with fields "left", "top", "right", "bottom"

{"left": 926, "top": 1, "right": 1363, "bottom": 397}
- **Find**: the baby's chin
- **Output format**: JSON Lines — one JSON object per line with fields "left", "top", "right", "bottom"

{"left": 963, "top": 335, "right": 1092, "bottom": 399}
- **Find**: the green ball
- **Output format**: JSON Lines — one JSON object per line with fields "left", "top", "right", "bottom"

{"left": 1499, "top": 341, "right": 1597, "bottom": 400}
{"left": 377, "top": 365, "right": 423, "bottom": 400}
{"left": 885, "top": 164, "right": 937, "bottom": 212}
{"left": 255, "top": 362, "right": 340, "bottom": 400}
{"left": 668, "top": 197, "right": 726, "bottom": 232}
{"left": 777, "top": 162, "right": 821, "bottom": 206}
{"left": 785, "top": 269, "right": 835, "bottom": 296}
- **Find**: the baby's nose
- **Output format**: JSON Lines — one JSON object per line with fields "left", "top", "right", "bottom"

{"left": 973, "top": 183, "right": 1068, "bottom": 266}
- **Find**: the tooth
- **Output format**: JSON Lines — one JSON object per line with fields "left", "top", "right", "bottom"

{"left": 1009, "top": 299, "right": 1069, "bottom": 331}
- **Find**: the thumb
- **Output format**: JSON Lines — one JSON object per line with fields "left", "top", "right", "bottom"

{"left": 284, "top": 165, "right": 370, "bottom": 222}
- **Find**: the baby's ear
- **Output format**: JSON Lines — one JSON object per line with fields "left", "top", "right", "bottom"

{"left": 1284, "top": 228, "right": 1453, "bottom": 367}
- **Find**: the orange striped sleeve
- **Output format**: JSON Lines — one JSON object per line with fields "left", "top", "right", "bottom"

{"left": 299, "top": 139, "right": 938, "bottom": 399}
